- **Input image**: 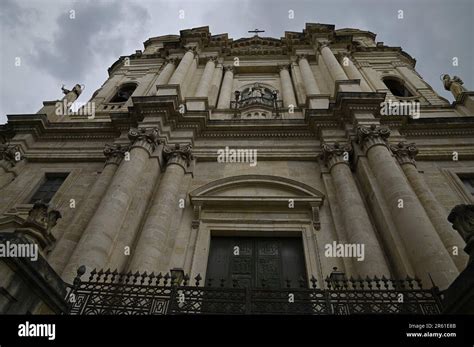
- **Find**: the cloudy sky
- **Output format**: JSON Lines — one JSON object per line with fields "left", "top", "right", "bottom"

{"left": 0, "top": 0, "right": 473, "bottom": 124}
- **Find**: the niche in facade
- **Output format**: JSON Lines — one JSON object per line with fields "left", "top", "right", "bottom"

{"left": 109, "top": 83, "right": 137, "bottom": 103}
{"left": 382, "top": 77, "right": 413, "bottom": 97}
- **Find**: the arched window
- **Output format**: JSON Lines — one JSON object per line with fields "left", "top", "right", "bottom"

{"left": 109, "top": 83, "right": 137, "bottom": 103}
{"left": 382, "top": 77, "right": 413, "bottom": 97}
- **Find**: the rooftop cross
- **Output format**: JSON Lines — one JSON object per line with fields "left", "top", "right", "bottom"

{"left": 248, "top": 28, "right": 265, "bottom": 36}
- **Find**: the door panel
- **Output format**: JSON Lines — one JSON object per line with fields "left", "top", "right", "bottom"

{"left": 206, "top": 236, "right": 306, "bottom": 288}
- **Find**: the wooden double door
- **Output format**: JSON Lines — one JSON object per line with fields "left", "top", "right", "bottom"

{"left": 206, "top": 236, "right": 307, "bottom": 288}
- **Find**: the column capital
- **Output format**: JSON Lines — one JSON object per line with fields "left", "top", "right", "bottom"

{"left": 185, "top": 47, "right": 197, "bottom": 55}
{"left": 321, "top": 142, "right": 352, "bottom": 169}
{"left": 390, "top": 141, "right": 418, "bottom": 166}
{"left": 163, "top": 143, "right": 194, "bottom": 168}
{"left": 223, "top": 65, "right": 234, "bottom": 73}
{"left": 128, "top": 128, "right": 160, "bottom": 154}
{"left": 164, "top": 57, "right": 179, "bottom": 65}
{"left": 318, "top": 41, "right": 330, "bottom": 51}
{"left": 103, "top": 143, "right": 130, "bottom": 166}
{"left": 356, "top": 124, "right": 391, "bottom": 152}
{"left": 207, "top": 56, "right": 218, "bottom": 64}
{"left": 278, "top": 64, "right": 290, "bottom": 72}
{"left": 296, "top": 54, "right": 308, "bottom": 63}
{"left": 0, "top": 143, "right": 22, "bottom": 168}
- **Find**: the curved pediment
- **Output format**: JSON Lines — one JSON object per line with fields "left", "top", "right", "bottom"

{"left": 189, "top": 175, "right": 324, "bottom": 230}
{"left": 190, "top": 175, "right": 324, "bottom": 201}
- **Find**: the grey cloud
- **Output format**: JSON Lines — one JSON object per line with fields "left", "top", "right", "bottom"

{"left": 32, "top": 0, "right": 150, "bottom": 82}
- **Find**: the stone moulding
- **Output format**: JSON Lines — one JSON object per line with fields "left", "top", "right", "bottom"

{"left": 189, "top": 175, "right": 325, "bottom": 230}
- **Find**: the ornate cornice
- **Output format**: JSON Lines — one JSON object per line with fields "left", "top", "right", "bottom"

{"left": 356, "top": 124, "right": 391, "bottom": 152}
{"left": 163, "top": 143, "right": 194, "bottom": 168}
{"left": 103, "top": 143, "right": 130, "bottom": 166}
{"left": 128, "top": 128, "right": 160, "bottom": 155}
{"left": 0, "top": 143, "right": 22, "bottom": 167}
{"left": 390, "top": 141, "right": 418, "bottom": 166}
{"left": 321, "top": 142, "right": 352, "bottom": 170}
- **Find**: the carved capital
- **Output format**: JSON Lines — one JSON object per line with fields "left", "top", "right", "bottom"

{"left": 390, "top": 142, "right": 418, "bottom": 166}
{"left": 207, "top": 56, "right": 218, "bottom": 64}
{"left": 448, "top": 204, "right": 474, "bottom": 262}
{"left": 321, "top": 142, "right": 352, "bottom": 169}
{"left": 0, "top": 144, "right": 22, "bottom": 167}
{"left": 318, "top": 41, "right": 330, "bottom": 51}
{"left": 128, "top": 128, "right": 160, "bottom": 155}
{"left": 356, "top": 124, "right": 391, "bottom": 152}
{"left": 278, "top": 64, "right": 290, "bottom": 72}
{"left": 223, "top": 65, "right": 234, "bottom": 73}
{"left": 163, "top": 143, "right": 194, "bottom": 168}
{"left": 296, "top": 54, "right": 308, "bottom": 63}
{"left": 165, "top": 57, "right": 179, "bottom": 65}
{"left": 103, "top": 143, "right": 130, "bottom": 166}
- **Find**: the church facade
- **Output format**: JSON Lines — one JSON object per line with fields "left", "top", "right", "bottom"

{"left": 1, "top": 23, "right": 473, "bottom": 314}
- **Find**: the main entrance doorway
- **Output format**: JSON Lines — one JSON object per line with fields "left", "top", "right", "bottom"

{"left": 206, "top": 236, "right": 307, "bottom": 288}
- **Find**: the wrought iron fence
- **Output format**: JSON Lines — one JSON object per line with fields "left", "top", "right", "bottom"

{"left": 66, "top": 268, "right": 443, "bottom": 315}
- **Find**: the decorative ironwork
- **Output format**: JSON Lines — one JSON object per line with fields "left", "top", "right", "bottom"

{"left": 230, "top": 83, "right": 283, "bottom": 118}
{"left": 66, "top": 268, "right": 443, "bottom": 315}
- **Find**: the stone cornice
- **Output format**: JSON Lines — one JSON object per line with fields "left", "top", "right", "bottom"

{"left": 390, "top": 141, "right": 418, "bottom": 166}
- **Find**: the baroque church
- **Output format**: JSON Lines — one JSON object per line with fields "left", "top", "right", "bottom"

{"left": 0, "top": 23, "right": 473, "bottom": 315}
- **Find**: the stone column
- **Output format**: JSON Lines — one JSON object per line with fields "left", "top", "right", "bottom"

{"left": 0, "top": 144, "right": 22, "bottom": 189}
{"left": 390, "top": 142, "right": 468, "bottom": 271}
{"left": 129, "top": 144, "right": 193, "bottom": 273}
{"left": 168, "top": 49, "right": 196, "bottom": 86}
{"left": 319, "top": 43, "right": 349, "bottom": 82}
{"left": 321, "top": 142, "right": 390, "bottom": 276}
{"left": 340, "top": 53, "right": 372, "bottom": 92}
{"left": 208, "top": 63, "right": 224, "bottom": 108}
{"left": 357, "top": 125, "right": 458, "bottom": 288}
{"left": 278, "top": 65, "right": 297, "bottom": 108}
{"left": 297, "top": 55, "right": 320, "bottom": 95}
{"left": 217, "top": 66, "right": 234, "bottom": 109}
{"left": 48, "top": 144, "right": 128, "bottom": 275}
{"left": 62, "top": 128, "right": 159, "bottom": 282}
{"left": 155, "top": 58, "right": 177, "bottom": 86}
{"left": 195, "top": 57, "right": 217, "bottom": 97}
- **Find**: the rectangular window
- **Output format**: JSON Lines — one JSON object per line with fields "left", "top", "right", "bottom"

{"left": 29, "top": 173, "right": 69, "bottom": 204}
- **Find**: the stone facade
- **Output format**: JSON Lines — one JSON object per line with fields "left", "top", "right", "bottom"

{"left": 1, "top": 23, "right": 474, "bottom": 313}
